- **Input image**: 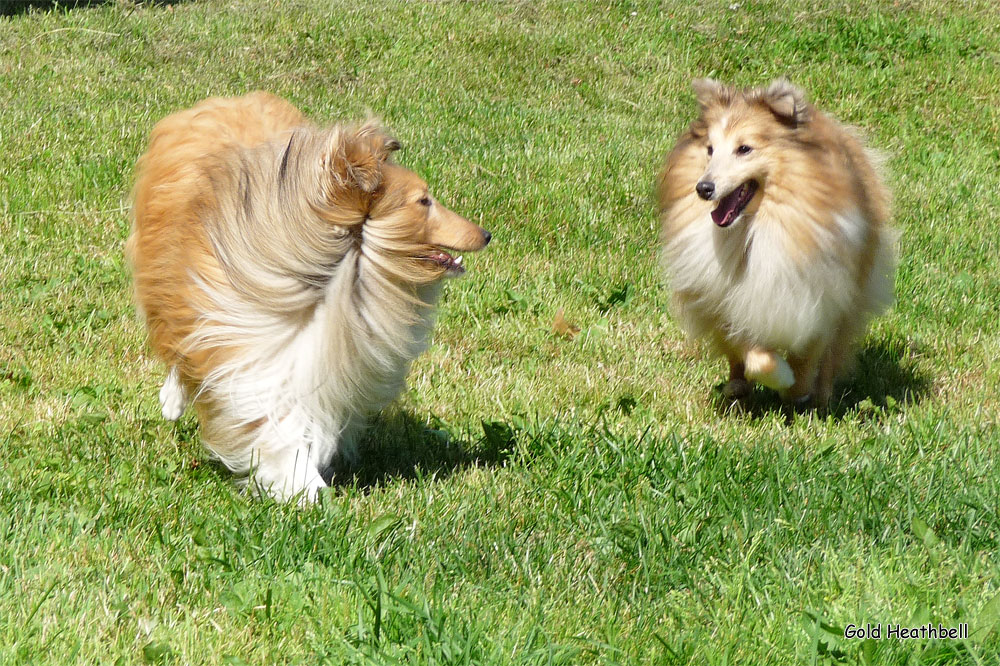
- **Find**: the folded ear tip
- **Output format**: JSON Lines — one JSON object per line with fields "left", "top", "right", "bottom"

{"left": 692, "top": 77, "right": 720, "bottom": 92}
{"left": 768, "top": 76, "right": 806, "bottom": 99}
{"left": 692, "top": 78, "right": 730, "bottom": 108}
{"left": 750, "top": 77, "right": 806, "bottom": 123}
{"left": 358, "top": 121, "right": 400, "bottom": 156}
{"left": 322, "top": 122, "right": 400, "bottom": 192}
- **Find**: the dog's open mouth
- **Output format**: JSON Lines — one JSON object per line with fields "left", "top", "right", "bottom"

{"left": 711, "top": 181, "right": 759, "bottom": 228}
{"left": 426, "top": 250, "right": 465, "bottom": 276}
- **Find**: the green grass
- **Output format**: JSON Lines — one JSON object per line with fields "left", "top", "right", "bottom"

{"left": 2, "top": 0, "right": 999, "bottom": 663}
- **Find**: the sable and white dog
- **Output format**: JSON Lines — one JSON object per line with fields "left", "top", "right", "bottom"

{"left": 657, "top": 79, "right": 896, "bottom": 405}
{"left": 128, "top": 92, "right": 491, "bottom": 502}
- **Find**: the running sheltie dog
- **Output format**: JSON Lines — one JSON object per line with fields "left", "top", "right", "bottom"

{"left": 128, "top": 92, "right": 491, "bottom": 502}
{"left": 657, "top": 79, "right": 895, "bottom": 406}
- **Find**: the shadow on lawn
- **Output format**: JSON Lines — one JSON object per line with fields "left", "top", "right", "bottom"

{"left": 326, "top": 409, "right": 515, "bottom": 490}
{"left": 172, "top": 408, "right": 515, "bottom": 495}
{"left": 713, "top": 335, "right": 931, "bottom": 422}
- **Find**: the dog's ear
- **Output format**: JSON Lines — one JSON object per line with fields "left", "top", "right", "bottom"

{"left": 342, "top": 121, "right": 401, "bottom": 193}
{"left": 323, "top": 121, "right": 401, "bottom": 193}
{"left": 762, "top": 78, "right": 808, "bottom": 125}
{"left": 692, "top": 78, "right": 728, "bottom": 109}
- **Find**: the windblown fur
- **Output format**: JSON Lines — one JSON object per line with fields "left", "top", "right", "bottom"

{"left": 128, "top": 92, "right": 490, "bottom": 502}
{"left": 657, "top": 79, "right": 896, "bottom": 405}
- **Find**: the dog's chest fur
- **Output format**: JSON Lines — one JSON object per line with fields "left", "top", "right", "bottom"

{"left": 663, "top": 205, "right": 867, "bottom": 352}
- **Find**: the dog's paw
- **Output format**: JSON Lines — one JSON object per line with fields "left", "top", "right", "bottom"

{"left": 159, "top": 367, "right": 188, "bottom": 421}
{"left": 296, "top": 476, "right": 328, "bottom": 506}
{"left": 251, "top": 465, "right": 328, "bottom": 506}
{"left": 744, "top": 349, "right": 795, "bottom": 391}
{"left": 721, "top": 378, "right": 751, "bottom": 399}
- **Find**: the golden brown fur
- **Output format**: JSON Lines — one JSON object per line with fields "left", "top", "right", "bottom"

{"left": 657, "top": 79, "right": 896, "bottom": 405}
{"left": 128, "top": 92, "right": 490, "bottom": 502}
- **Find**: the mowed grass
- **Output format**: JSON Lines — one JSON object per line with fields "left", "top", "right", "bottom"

{"left": 1, "top": 0, "right": 999, "bottom": 663}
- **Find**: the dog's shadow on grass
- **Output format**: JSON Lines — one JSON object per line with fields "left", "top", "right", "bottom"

{"left": 325, "top": 410, "right": 515, "bottom": 490}
{"left": 713, "top": 336, "right": 931, "bottom": 422}
{"left": 174, "top": 409, "right": 514, "bottom": 496}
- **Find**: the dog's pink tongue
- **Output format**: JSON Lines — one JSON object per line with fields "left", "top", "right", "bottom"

{"left": 711, "top": 189, "right": 741, "bottom": 226}
{"left": 428, "top": 251, "right": 451, "bottom": 264}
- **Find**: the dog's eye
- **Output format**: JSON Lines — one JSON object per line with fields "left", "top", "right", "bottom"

{"left": 707, "top": 145, "right": 713, "bottom": 156}
{"left": 418, "top": 196, "right": 431, "bottom": 207}
{"left": 736, "top": 145, "right": 753, "bottom": 155}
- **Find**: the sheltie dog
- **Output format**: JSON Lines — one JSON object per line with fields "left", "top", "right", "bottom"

{"left": 657, "top": 79, "right": 895, "bottom": 406}
{"left": 127, "top": 92, "right": 491, "bottom": 502}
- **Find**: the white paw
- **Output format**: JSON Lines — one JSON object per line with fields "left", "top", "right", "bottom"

{"left": 251, "top": 459, "right": 328, "bottom": 505}
{"left": 744, "top": 349, "right": 795, "bottom": 391}
{"left": 159, "top": 367, "right": 188, "bottom": 421}
{"left": 295, "top": 475, "right": 328, "bottom": 506}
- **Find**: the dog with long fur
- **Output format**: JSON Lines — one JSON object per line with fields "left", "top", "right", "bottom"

{"left": 657, "top": 79, "right": 895, "bottom": 406}
{"left": 128, "top": 92, "right": 491, "bottom": 502}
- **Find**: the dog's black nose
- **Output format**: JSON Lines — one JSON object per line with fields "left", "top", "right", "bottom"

{"left": 482, "top": 230, "right": 492, "bottom": 245}
{"left": 696, "top": 181, "right": 715, "bottom": 200}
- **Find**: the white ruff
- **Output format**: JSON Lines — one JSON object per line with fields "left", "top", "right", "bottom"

{"left": 183, "top": 252, "right": 442, "bottom": 503}
{"left": 662, "top": 204, "right": 893, "bottom": 354}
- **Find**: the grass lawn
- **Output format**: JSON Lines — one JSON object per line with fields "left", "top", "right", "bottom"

{"left": 2, "top": 0, "right": 999, "bottom": 663}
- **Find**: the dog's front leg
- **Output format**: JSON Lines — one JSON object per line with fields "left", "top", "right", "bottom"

{"left": 784, "top": 341, "right": 829, "bottom": 406}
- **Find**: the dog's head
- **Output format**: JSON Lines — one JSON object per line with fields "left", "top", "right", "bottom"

{"left": 687, "top": 78, "right": 810, "bottom": 228}
{"left": 318, "top": 122, "right": 491, "bottom": 282}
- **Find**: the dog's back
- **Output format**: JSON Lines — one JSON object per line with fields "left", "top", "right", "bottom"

{"left": 128, "top": 93, "right": 304, "bottom": 368}
{"left": 143, "top": 91, "right": 305, "bottom": 167}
